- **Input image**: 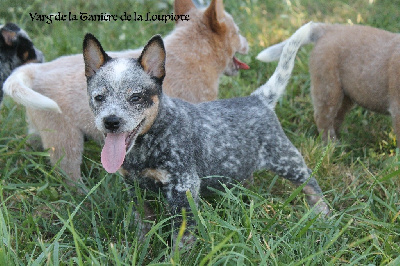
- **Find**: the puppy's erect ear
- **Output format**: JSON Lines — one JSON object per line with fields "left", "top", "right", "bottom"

{"left": 1, "top": 27, "right": 17, "bottom": 47}
{"left": 174, "top": 0, "right": 196, "bottom": 23}
{"left": 83, "top": 33, "right": 111, "bottom": 78}
{"left": 138, "top": 35, "right": 166, "bottom": 81}
{"left": 204, "top": 0, "right": 226, "bottom": 34}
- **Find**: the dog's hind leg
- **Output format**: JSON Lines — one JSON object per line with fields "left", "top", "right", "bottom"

{"left": 41, "top": 129, "right": 84, "bottom": 185}
{"left": 29, "top": 111, "right": 85, "bottom": 184}
{"left": 333, "top": 95, "right": 354, "bottom": 138}
{"left": 389, "top": 102, "right": 400, "bottom": 148}
{"left": 260, "top": 133, "right": 330, "bottom": 216}
{"left": 26, "top": 116, "right": 43, "bottom": 151}
{"left": 388, "top": 57, "right": 400, "bottom": 148}
{"left": 310, "top": 70, "right": 344, "bottom": 142}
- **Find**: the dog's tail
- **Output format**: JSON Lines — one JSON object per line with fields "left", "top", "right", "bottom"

{"left": 252, "top": 22, "right": 313, "bottom": 108}
{"left": 3, "top": 67, "right": 62, "bottom": 113}
{"left": 256, "top": 22, "right": 327, "bottom": 62}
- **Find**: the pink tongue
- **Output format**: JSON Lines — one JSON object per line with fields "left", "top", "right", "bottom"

{"left": 101, "top": 133, "right": 126, "bottom": 173}
{"left": 233, "top": 56, "right": 250, "bottom": 70}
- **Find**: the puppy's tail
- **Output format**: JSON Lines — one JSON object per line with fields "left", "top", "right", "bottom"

{"left": 252, "top": 22, "right": 313, "bottom": 108}
{"left": 256, "top": 22, "right": 327, "bottom": 62}
{"left": 3, "top": 67, "right": 62, "bottom": 113}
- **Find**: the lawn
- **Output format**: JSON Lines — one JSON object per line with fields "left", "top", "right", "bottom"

{"left": 0, "top": 0, "right": 399, "bottom": 264}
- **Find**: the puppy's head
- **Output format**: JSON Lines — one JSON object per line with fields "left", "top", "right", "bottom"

{"left": 83, "top": 33, "right": 165, "bottom": 173}
{"left": 0, "top": 23, "right": 44, "bottom": 101}
{"left": 174, "top": 0, "right": 249, "bottom": 76}
{"left": 0, "top": 23, "right": 44, "bottom": 65}
{"left": 203, "top": 0, "right": 250, "bottom": 76}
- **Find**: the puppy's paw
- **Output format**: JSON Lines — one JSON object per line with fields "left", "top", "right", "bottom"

{"left": 172, "top": 229, "right": 197, "bottom": 252}
{"left": 312, "top": 199, "right": 331, "bottom": 217}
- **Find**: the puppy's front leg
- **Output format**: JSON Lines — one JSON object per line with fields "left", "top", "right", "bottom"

{"left": 162, "top": 174, "right": 200, "bottom": 248}
{"left": 133, "top": 201, "right": 156, "bottom": 241}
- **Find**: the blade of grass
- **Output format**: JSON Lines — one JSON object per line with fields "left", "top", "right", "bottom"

{"left": 31, "top": 174, "right": 107, "bottom": 265}
{"left": 199, "top": 231, "right": 236, "bottom": 266}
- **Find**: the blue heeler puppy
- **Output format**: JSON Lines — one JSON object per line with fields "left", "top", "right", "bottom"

{"left": 0, "top": 23, "right": 44, "bottom": 103}
{"left": 83, "top": 22, "right": 330, "bottom": 245}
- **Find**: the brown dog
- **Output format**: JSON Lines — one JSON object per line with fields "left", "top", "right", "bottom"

{"left": 4, "top": 0, "right": 249, "bottom": 185}
{"left": 257, "top": 23, "right": 400, "bottom": 145}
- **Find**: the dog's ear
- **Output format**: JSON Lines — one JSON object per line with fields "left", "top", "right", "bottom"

{"left": 83, "top": 33, "right": 111, "bottom": 78}
{"left": 1, "top": 27, "right": 17, "bottom": 47}
{"left": 204, "top": 0, "right": 226, "bottom": 33}
{"left": 138, "top": 35, "right": 166, "bottom": 81}
{"left": 174, "top": 0, "right": 196, "bottom": 23}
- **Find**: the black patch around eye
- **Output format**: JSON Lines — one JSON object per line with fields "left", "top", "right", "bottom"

{"left": 94, "top": 95, "right": 105, "bottom": 102}
{"left": 129, "top": 94, "right": 143, "bottom": 104}
{"left": 16, "top": 38, "right": 34, "bottom": 59}
{"left": 151, "top": 76, "right": 164, "bottom": 86}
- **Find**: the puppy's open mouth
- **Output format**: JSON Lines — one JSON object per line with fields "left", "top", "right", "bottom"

{"left": 101, "top": 121, "right": 143, "bottom": 173}
{"left": 125, "top": 120, "right": 144, "bottom": 151}
{"left": 233, "top": 56, "right": 250, "bottom": 70}
{"left": 224, "top": 54, "right": 250, "bottom": 76}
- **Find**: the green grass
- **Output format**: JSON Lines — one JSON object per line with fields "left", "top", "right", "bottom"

{"left": 1, "top": 0, "right": 400, "bottom": 264}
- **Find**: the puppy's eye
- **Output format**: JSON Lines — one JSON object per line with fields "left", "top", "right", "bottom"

{"left": 129, "top": 95, "right": 142, "bottom": 103}
{"left": 94, "top": 95, "right": 105, "bottom": 102}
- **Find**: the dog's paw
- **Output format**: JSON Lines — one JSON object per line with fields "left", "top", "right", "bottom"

{"left": 180, "top": 233, "right": 196, "bottom": 247}
{"left": 172, "top": 229, "right": 197, "bottom": 252}
{"left": 313, "top": 199, "right": 331, "bottom": 217}
{"left": 134, "top": 211, "right": 154, "bottom": 241}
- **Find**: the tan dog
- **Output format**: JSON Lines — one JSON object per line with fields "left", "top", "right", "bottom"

{"left": 257, "top": 23, "right": 400, "bottom": 146}
{"left": 4, "top": 0, "right": 249, "bottom": 185}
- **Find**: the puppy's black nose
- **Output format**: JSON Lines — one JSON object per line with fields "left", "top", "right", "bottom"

{"left": 104, "top": 115, "right": 121, "bottom": 131}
